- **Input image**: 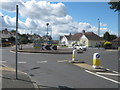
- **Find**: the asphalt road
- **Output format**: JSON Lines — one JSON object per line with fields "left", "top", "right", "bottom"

{"left": 1, "top": 46, "right": 119, "bottom": 88}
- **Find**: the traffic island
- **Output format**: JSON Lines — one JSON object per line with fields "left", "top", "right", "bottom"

{"left": 11, "top": 48, "right": 83, "bottom": 54}
{"left": 73, "top": 63, "right": 107, "bottom": 72}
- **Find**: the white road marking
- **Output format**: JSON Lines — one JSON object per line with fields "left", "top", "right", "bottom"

{"left": 0, "top": 61, "right": 7, "bottom": 63}
{"left": 96, "top": 72, "right": 120, "bottom": 76}
{"left": 57, "top": 60, "right": 68, "bottom": 63}
{"left": 85, "top": 70, "right": 120, "bottom": 84}
{"left": 37, "top": 61, "right": 48, "bottom": 63}
{"left": 101, "top": 67, "right": 119, "bottom": 74}
{"left": 21, "top": 52, "right": 39, "bottom": 54}
{"left": 10, "top": 51, "right": 20, "bottom": 53}
{"left": 18, "top": 61, "right": 27, "bottom": 64}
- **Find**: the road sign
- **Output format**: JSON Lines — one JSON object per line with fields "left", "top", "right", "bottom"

{"left": 96, "top": 54, "right": 100, "bottom": 58}
{"left": 42, "top": 45, "right": 57, "bottom": 50}
{"left": 47, "top": 41, "right": 52, "bottom": 44}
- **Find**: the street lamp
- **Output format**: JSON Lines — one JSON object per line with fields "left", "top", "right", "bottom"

{"left": 1, "top": 16, "right": 4, "bottom": 30}
{"left": 98, "top": 19, "right": 100, "bottom": 36}
{"left": 15, "top": 5, "right": 19, "bottom": 79}
{"left": 46, "top": 23, "right": 49, "bottom": 37}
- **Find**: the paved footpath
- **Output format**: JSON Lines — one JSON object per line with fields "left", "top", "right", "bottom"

{"left": 0, "top": 64, "right": 39, "bottom": 89}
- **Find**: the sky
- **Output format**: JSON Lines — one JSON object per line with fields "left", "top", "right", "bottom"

{"left": 0, "top": 0, "right": 118, "bottom": 40}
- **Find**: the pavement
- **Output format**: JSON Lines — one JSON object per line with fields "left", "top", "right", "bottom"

{"left": 1, "top": 64, "right": 39, "bottom": 89}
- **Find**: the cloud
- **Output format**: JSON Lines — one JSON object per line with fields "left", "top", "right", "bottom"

{"left": 20, "top": 0, "right": 67, "bottom": 19}
{"left": 0, "top": 0, "right": 24, "bottom": 12}
{"left": 100, "top": 23, "right": 107, "bottom": 26}
{"left": 0, "top": 0, "right": 110, "bottom": 40}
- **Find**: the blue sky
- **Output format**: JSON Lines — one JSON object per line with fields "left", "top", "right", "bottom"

{"left": 63, "top": 2, "right": 118, "bottom": 33}
{"left": 0, "top": 1, "right": 118, "bottom": 39}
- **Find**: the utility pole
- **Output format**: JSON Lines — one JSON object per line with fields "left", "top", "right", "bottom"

{"left": 15, "top": 5, "right": 18, "bottom": 79}
{"left": 98, "top": 19, "right": 100, "bottom": 36}
{"left": 118, "top": 10, "right": 120, "bottom": 47}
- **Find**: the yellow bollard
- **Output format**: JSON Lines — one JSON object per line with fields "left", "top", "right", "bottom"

{"left": 72, "top": 49, "right": 78, "bottom": 61}
{"left": 118, "top": 47, "right": 120, "bottom": 51}
{"left": 92, "top": 53, "right": 100, "bottom": 69}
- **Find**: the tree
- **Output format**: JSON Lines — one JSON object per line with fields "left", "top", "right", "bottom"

{"left": 18, "top": 34, "right": 29, "bottom": 50}
{"left": 110, "top": 34, "right": 117, "bottom": 41}
{"left": 11, "top": 30, "right": 16, "bottom": 32}
{"left": 103, "top": 32, "right": 111, "bottom": 41}
{"left": 103, "top": 32, "right": 117, "bottom": 41}
{"left": 108, "top": 0, "right": 120, "bottom": 12}
{"left": 19, "top": 34, "right": 29, "bottom": 44}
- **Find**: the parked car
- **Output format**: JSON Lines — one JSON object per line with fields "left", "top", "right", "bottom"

{"left": 73, "top": 44, "right": 87, "bottom": 51}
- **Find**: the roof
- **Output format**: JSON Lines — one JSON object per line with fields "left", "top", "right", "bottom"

{"left": 72, "top": 33, "right": 83, "bottom": 40}
{"left": 60, "top": 32, "right": 104, "bottom": 41}
{"left": 112, "top": 37, "right": 120, "bottom": 42}
{"left": 84, "top": 32, "right": 104, "bottom": 40}
{"left": 65, "top": 35, "right": 72, "bottom": 40}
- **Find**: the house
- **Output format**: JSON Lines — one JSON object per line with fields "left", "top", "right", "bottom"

{"left": 112, "top": 37, "right": 120, "bottom": 48}
{"left": 1, "top": 29, "right": 12, "bottom": 39}
{"left": 60, "top": 31, "right": 105, "bottom": 47}
{"left": 79, "top": 32, "right": 104, "bottom": 47}
{"left": 60, "top": 34, "right": 72, "bottom": 46}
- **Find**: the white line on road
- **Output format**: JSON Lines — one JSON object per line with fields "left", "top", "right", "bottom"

{"left": 96, "top": 72, "right": 120, "bottom": 76}
{"left": 112, "top": 71, "right": 119, "bottom": 74}
{"left": 106, "top": 69, "right": 119, "bottom": 74}
{"left": 10, "top": 51, "right": 20, "bottom": 53}
{"left": 0, "top": 61, "right": 7, "bottom": 63}
{"left": 57, "top": 60, "right": 68, "bottom": 63}
{"left": 18, "top": 61, "right": 27, "bottom": 64}
{"left": 101, "top": 67, "right": 119, "bottom": 74}
{"left": 85, "top": 70, "right": 120, "bottom": 84}
{"left": 21, "top": 52, "right": 39, "bottom": 54}
{"left": 37, "top": 61, "right": 48, "bottom": 63}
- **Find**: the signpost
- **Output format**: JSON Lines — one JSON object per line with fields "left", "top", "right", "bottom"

{"left": 47, "top": 41, "right": 52, "bottom": 44}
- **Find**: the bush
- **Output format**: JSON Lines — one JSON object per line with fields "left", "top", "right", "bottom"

{"left": 104, "top": 41, "right": 112, "bottom": 49}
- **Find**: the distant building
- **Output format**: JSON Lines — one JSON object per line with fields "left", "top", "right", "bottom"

{"left": 112, "top": 37, "right": 120, "bottom": 48}
{"left": 60, "top": 31, "right": 105, "bottom": 47}
{"left": 0, "top": 29, "right": 12, "bottom": 39}
{"left": 79, "top": 32, "right": 104, "bottom": 47}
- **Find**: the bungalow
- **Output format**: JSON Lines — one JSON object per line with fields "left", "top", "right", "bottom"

{"left": 60, "top": 31, "right": 104, "bottom": 47}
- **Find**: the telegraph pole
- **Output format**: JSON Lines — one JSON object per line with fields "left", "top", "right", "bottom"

{"left": 98, "top": 19, "right": 100, "bottom": 36}
{"left": 15, "top": 5, "right": 18, "bottom": 79}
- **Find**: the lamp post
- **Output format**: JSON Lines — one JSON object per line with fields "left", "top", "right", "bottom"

{"left": 98, "top": 19, "right": 100, "bottom": 36}
{"left": 1, "top": 16, "right": 4, "bottom": 30}
{"left": 46, "top": 23, "right": 49, "bottom": 37}
{"left": 118, "top": 10, "right": 120, "bottom": 37}
{"left": 15, "top": 5, "right": 19, "bottom": 79}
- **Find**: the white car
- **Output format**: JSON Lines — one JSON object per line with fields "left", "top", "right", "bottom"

{"left": 73, "top": 44, "right": 87, "bottom": 51}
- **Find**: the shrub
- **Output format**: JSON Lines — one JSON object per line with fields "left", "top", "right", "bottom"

{"left": 104, "top": 41, "right": 112, "bottom": 49}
